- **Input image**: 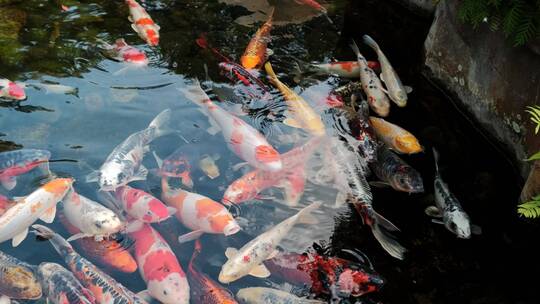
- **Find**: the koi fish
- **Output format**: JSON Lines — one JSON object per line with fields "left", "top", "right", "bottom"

{"left": 32, "top": 225, "right": 148, "bottom": 304}
{"left": 86, "top": 109, "right": 172, "bottom": 191}
{"left": 0, "top": 250, "right": 42, "bottom": 303}
{"left": 128, "top": 222, "right": 189, "bottom": 304}
{"left": 152, "top": 149, "right": 194, "bottom": 188}
{"left": 160, "top": 175, "right": 240, "bottom": 243}
{"left": 370, "top": 146, "right": 424, "bottom": 193}
{"left": 188, "top": 240, "right": 238, "bottom": 304}
{"left": 333, "top": 81, "right": 363, "bottom": 100}
{"left": 241, "top": 8, "right": 274, "bottom": 70}
{"left": 369, "top": 117, "right": 423, "bottom": 154}
{"left": 223, "top": 136, "right": 323, "bottom": 206}
{"left": 264, "top": 251, "right": 384, "bottom": 297}
{"left": 126, "top": 0, "right": 160, "bottom": 46}
{"left": 348, "top": 99, "right": 380, "bottom": 162}
{"left": 109, "top": 39, "right": 149, "bottom": 65}
{"left": 180, "top": 83, "right": 282, "bottom": 172}
{"left": 0, "top": 178, "right": 73, "bottom": 247}
{"left": 236, "top": 287, "right": 324, "bottom": 304}
{"left": 265, "top": 62, "right": 326, "bottom": 136}
{"left": 0, "top": 79, "right": 26, "bottom": 101}
{"left": 295, "top": 0, "right": 327, "bottom": 13}
{"left": 350, "top": 40, "right": 390, "bottom": 117}
{"left": 309, "top": 61, "right": 380, "bottom": 78}
{"left": 37, "top": 262, "right": 97, "bottom": 304}
{"left": 30, "top": 83, "right": 78, "bottom": 96}
{"left": 363, "top": 35, "right": 411, "bottom": 107}
{"left": 106, "top": 185, "right": 176, "bottom": 224}
{"left": 62, "top": 189, "right": 124, "bottom": 241}
{"left": 58, "top": 212, "right": 138, "bottom": 273}
{"left": 0, "top": 149, "right": 51, "bottom": 191}
{"left": 425, "top": 148, "right": 472, "bottom": 239}
{"left": 218, "top": 202, "right": 321, "bottom": 283}
{"left": 329, "top": 137, "right": 406, "bottom": 259}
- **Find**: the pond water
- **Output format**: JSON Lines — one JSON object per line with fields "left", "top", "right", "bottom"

{"left": 1, "top": 0, "right": 538, "bottom": 304}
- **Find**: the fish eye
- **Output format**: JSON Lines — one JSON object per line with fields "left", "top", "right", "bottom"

{"left": 94, "top": 222, "right": 102, "bottom": 228}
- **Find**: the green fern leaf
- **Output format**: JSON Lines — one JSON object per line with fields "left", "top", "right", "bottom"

{"left": 513, "top": 12, "right": 538, "bottom": 46}
{"left": 503, "top": 0, "right": 526, "bottom": 36}
{"left": 527, "top": 151, "right": 540, "bottom": 161}
{"left": 518, "top": 197, "right": 540, "bottom": 218}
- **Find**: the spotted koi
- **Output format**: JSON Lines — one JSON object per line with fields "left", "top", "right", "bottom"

{"left": 0, "top": 78, "right": 26, "bottom": 101}
{"left": 37, "top": 262, "right": 97, "bottom": 304}
{"left": 0, "top": 250, "right": 42, "bottom": 301}
{"left": 0, "top": 149, "right": 51, "bottom": 191}
{"left": 126, "top": 0, "right": 160, "bottom": 46}
{"left": 112, "top": 185, "right": 176, "bottom": 224}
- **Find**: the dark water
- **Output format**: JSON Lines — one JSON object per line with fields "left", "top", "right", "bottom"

{"left": 1, "top": 0, "right": 538, "bottom": 303}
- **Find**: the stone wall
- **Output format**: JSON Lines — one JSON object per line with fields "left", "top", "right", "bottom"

{"left": 423, "top": 0, "right": 540, "bottom": 201}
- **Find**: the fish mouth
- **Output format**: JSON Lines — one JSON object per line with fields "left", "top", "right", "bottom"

{"left": 223, "top": 222, "right": 241, "bottom": 236}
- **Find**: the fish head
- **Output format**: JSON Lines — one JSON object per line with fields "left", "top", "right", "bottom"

{"left": 7, "top": 82, "right": 26, "bottom": 100}
{"left": 236, "top": 288, "right": 261, "bottom": 303}
{"left": 218, "top": 262, "right": 242, "bottom": 284}
{"left": 123, "top": 49, "right": 149, "bottom": 66}
{"left": 337, "top": 268, "right": 385, "bottom": 297}
{"left": 391, "top": 167, "right": 424, "bottom": 193}
{"left": 222, "top": 178, "right": 257, "bottom": 205}
{"left": 99, "top": 163, "right": 126, "bottom": 191}
{"left": 147, "top": 274, "right": 189, "bottom": 304}
{"left": 371, "top": 98, "right": 390, "bottom": 117}
{"left": 3, "top": 265, "right": 42, "bottom": 299}
{"left": 444, "top": 208, "right": 471, "bottom": 239}
{"left": 91, "top": 210, "right": 124, "bottom": 234}
{"left": 395, "top": 134, "right": 422, "bottom": 154}
{"left": 42, "top": 178, "right": 74, "bottom": 197}
{"left": 241, "top": 55, "right": 261, "bottom": 70}
{"left": 144, "top": 198, "right": 174, "bottom": 222}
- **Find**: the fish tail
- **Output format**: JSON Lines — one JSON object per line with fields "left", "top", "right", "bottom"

{"left": 371, "top": 223, "right": 406, "bottom": 260}
{"left": 147, "top": 108, "right": 173, "bottom": 138}
{"left": 432, "top": 147, "right": 440, "bottom": 175}
{"left": 296, "top": 201, "right": 322, "bottom": 224}
{"left": 349, "top": 39, "right": 363, "bottom": 59}
{"left": 267, "top": 6, "right": 276, "bottom": 22}
{"left": 362, "top": 34, "right": 380, "bottom": 51}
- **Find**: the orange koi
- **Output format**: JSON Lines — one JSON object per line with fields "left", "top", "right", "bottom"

{"left": 241, "top": 8, "right": 274, "bottom": 70}
{"left": 369, "top": 117, "right": 423, "bottom": 154}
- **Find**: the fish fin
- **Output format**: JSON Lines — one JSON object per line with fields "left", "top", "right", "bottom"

{"left": 369, "top": 181, "right": 391, "bottom": 188}
{"left": 128, "top": 16, "right": 133, "bottom": 23}
{"left": 131, "top": 165, "right": 148, "bottom": 182}
{"left": 249, "top": 263, "right": 271, "bottom": 278}
{"left": 373, "top": 210, "right": 400, "bottom": 232}
{"left": 66, "top": 233, "right": 87, "bottom": 242}
{"left": 266, "top": 48, "right": 274, "bottom": 57}
{"left": 152, "top": 151, "right": 163, "bottom": 169}
{"left": 86, "top": 171, "right": 99, "bottom": 183}
{"left": 0, "top": 294, "right": 11, "bottom": 304}
{"left": 362, "top": 34, "right": 380, "bottom": 51}
{"left": 155, "top": 24, "right": 161, "bottom": 30}
{"left": 224, "top": 247, "right": 238, "bottom": 259}
{"left": 371, "top": 224, "right": 406, "bottom": 260}
{"left": 0, "top": 176, "right": 17, "bottom": 191}
{"left": 425, "top": 206, "right": 442, "bottom": 218}
{"left": 232, "top": 162, "right": 249, "bottom": 171}
{"left": 97, "top": 191, "right": 127, "bottom": 221}
{"left": 296, "top": 201, "right": 322, "bottom": 225}
{"left": 136, "top": 290, "right": 154, "bottom": 303}
{"left": 12, "top": 227, "right": 29, "bottom": 247}
{"left": 167, "top": 206, "right": 177, "bottom": 216}
{"left": 431, "top": 219, "right": 444, "bottom": 225}
{"left": 39, "top": 205, "right": 57, "bottom": 223}
{"left": 39, "top": 161, "right": 52, "bottom": 176}
{"left": 264, "top": 61, "right": 278, "bottom": 79}
{"left": 283, "top": 117, "right": 303, "bottom": 129}
{"left": 349, "top": 39, "right": 363, "bottom": 58}
{"left": 379, "top": 73, "right": 385, "bottom": 84}
{"left": 148, "top": 108, "right": 173, "bottom": 138}
{"left": 178, "top": 230, "right": 204, "bottom": 243}
{"left": 472, "top": 224, "right": 482, "bottom": 235}
{"left": 278, "top": 171, "right": 306, "bottom": 207}
{"left": 130, "top": 23, "right": 139, "bottom": 34}
{"left": 432, "top": 147, "right": 440, "bottom": 174}
{"left": 404, "top": 86, "right": 413, "bottom": 94}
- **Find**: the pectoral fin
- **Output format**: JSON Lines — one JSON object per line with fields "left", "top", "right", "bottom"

{"left": 86, "top": 171, "right": 99, "bottom": 183}
{"left": 131, "top": 24, "right": 139, "bottom": 34}
{"left": 248, "top": 264, "right": 271, "bottom": 278}
{"left": 136, "top": 290, "right": 154, "bottom": 303}
{"left": 224, "top": 247, "right": 238, "bottom": 259}
{"left": 66, "top": 233, "right": 89, "bottom": 242}
{"left": 431, "top": 219, "right": 444, "bottom": 225}
{"left": 39, "top": 205, "right": 57, "bottom": 223}
{"left": 277, "top": 171, "right": 306, "bottom": 207}
{"left": 472, "top": 224, "right": 482, "bottom": 235}
{"left": 283, "top": 117, "right": 303, "bottom": 129}
{"left": 130, "top": 165, "right": 148, "bottom": 182}
{"left": 425, "top": 206, "right": 442, "bottom": 218}
{"left": 178, "top": 230, "right": 204, "bottom": 243}
{"left": 404, "top": 86, "right": 413, "bottom": 94}
{"left": 0, "top": 176, "right": 17, "bottom": 191}
{"left": 12, "top": 227, "right": 29, "bottom": 247}
{"left": 369, "top": 181, "right": 391, "bottom": 188}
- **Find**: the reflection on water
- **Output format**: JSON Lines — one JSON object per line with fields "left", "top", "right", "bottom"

{"left": 0, "top": 0, "right": 536, "bottom": 304}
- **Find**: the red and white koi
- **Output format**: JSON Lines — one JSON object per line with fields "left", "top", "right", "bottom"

{"left": 110, "top": 38, "right": 149, "bottom": 65}
{"left": 180, "top": 83, "right": 282, "bottom": 172}
{"left": 62, "top": 189, "right": 124, "bottom": 241}
{"left": 0, "top": 78, "right": 26, "bottom": 101}
{"left": 126, "top": 0, "right": 160, "bottom": 46}
{"left": 350, "top": 40, "right": 390, "bottom": 117}
{"left": 223, "top": 136, "right": 323, "bottom": 206}
{"left": 0, "top": 178, "right": 73, "bottom": 247}
{"left": 309, "top": 61, "right": 380, "bottom": 78}
{"left": 160, "top": 176, "right": 240, "bottom": 243}
{"left": 218, "top": 202, "right": 321, "bottom": 283}
{"left": 107, "top": 185, "right": 176, "bottom": 224}
{"left": 32, "top": 225, "right": 148, "bottom": 304}
{"left": 128, "top": 222, "right": 189, "bottom": 304}
{"left": 0, "top": 149, "right": 51, "bottom": 191}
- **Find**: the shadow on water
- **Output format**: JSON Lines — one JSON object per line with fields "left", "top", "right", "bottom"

{"left": 1, "top": 0, "right": 539, "bottom": 304}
